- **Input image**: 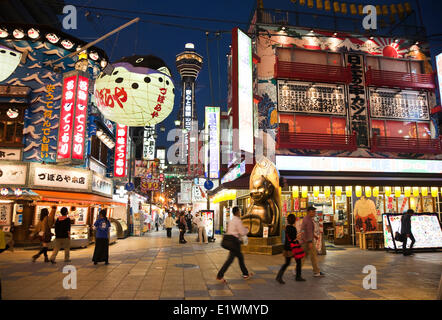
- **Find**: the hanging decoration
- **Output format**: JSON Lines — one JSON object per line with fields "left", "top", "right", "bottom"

{"left": 431, "top": 187, "right": 438, "bottom": 198}
{"left": 385, "top": 186, "right": 392, "bottom": 197}
{"left": 292, "top": 186, "right": 299, "bottom": 198}
{"left": 373, "top": 187, "right": 379, "bottom": 197}
{"left": 413, "top": 187, "right": 420, "bottom": 197}
{"left": 94, "top": 55, "right": 175, "bottom": 127}
{"left": 395, "top": 187, "right": 401, "bottom": 198}
{"left": 404, "top": 187, "right": 411, "bottom": 198}
{"left": 345, "top": 186, "right": 352, "bottom": 197}
{"left": 335, "top": 186, "right": 342, "bottom": 197}
{"left": 421, "top": 187, "right": 428, "bottom": 197}
{"left": 365, "top": 186, "right": 371, "bottom": 198}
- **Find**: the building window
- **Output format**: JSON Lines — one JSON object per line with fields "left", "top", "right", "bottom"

{"left": 371, "top": 120, "right": 430, "bottom": 139}
{"left": 366, "top": 56, "right": 424, "bottom": 74}
{"left": 0, "top": 106, "right": 24, "bottom": 145}
{"left": 279, "top": 113, "right": 347, "bottom": 135}
{"left": 91, "top": 135, "right": 111, "bottom": 165}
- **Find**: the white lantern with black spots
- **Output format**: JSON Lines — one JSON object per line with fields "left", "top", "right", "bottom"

{"left": 94, "top": 55, "right": 175, "bottom": 127}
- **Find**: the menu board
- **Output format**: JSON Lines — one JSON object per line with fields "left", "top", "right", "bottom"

{"left": 200, "top": 210, "right": 214, "bottom": 238}
{"left": 383, "top": 214, "right": 442, "bottom": 250}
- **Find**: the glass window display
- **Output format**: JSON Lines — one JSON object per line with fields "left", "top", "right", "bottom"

{"left": 383, "top": 213, "right": 442, "bottom": 250}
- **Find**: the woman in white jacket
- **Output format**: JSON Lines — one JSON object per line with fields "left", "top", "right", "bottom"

{"left": 216, "top": 207, "right": 253, "bottom": 282}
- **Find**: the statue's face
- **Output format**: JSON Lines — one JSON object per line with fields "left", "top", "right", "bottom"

{"left": 250, "top": 176, "right": 274, "bottom": 202}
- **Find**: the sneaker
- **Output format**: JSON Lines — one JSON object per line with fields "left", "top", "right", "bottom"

{"left": 216, "top": 277, "right": 226, "bottom": 283}
{"left": 64, "top": 260, "right": 71, "bottom": 263}
{"left": 243, "top": 272, "right": 254, "bottom": 280}
{"left": 313, "top": 272, "right": 325, "bottom": 277}
{"left": 94, "top": 261, "right": 98, "bottom": 265}
{"left": 296, "top": 277, "right": 306, "bottom": 281}
{"left": 276, "top": 277, "right": 285, "bottom": 284}
{"left": 50, "top": 260, "right": 56, "bottom": 264}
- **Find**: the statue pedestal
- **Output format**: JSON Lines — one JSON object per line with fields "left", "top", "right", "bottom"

{"left": 241, "top": 236, "right": 283, "bottom": 255}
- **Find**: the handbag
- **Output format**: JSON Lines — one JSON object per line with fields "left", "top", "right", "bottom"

{"left": 394, "top": 231, "right": 405, "bottom": 242}
{"left": 221, "top": 234, "right": 239, "bottom": 251}
{"left": 287, "top": 235, "right": 305, "bottom": 259}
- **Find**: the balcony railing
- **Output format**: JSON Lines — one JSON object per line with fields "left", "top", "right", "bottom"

{"left": 366, "top": 67, "right": 436, "bottom": 90}
{"left": 275, "top": 59, "right": 352, "bottom": 84}
{"left": 371, "top": 133, "right": 442, "bottom": 154}
{"left": 276, "top": 129, "right": 357, "bottom": 151}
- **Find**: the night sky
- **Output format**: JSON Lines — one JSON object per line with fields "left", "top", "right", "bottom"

{"left": 63, "top": 0, "right": 442, "bottom": 149}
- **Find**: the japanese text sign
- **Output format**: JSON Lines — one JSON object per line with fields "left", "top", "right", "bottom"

{"left": 114, "top": 124, "right": 128, "bottom": 177}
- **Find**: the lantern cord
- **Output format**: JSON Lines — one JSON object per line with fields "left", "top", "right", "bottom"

{"left": 110, "top": 31, "right": 120, "bottom": 62}
{"left": 134, "top": 20, "right": 139, "bottom": 54}
{"left": 206, "top": 32, "right": 215, "bottom": 107}
{"left": 216, "top": 32, "right": 222, "bottom": 107}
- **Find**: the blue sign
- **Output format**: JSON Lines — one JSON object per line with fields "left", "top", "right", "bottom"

{"left": 125, "top": 182, "right": 135, "bottom": 191}
{"left": 204, "top": 180, "right": 214, "bottom": 191}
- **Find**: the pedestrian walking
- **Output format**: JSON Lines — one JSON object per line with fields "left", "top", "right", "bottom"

{"left": 178, "top": 212, "right": 187, "bottom": 244}
{"left": 300, "top": 206, "right": 325, "bottom": 277}
{"left": 164, "top": 213, "right": 175, "bottom": 238}
{"left": 155, "top": 214, "right": 159, "bottom": 232}
{"left": 194, "top": 212, "right": 208, "bottom": 244}
{"left": 0, "top": 227, "right": 14, "bottom": 300}
{"left": 186, "top": 213, "right": 192, "bottom": 233}
{"left": 276, "top": 214, "right": 305, "bottom": 284}
{"left": 31, "top": 206, "right": 55, "bottom": 263}
{"left": 49, "top": 207, "right": 71, "bottom": 264}
{"left": 92, "top": 209, "right": 111, "bottom": 265}
{"left": 216, "top": 207, "right": 253, "bottom": 282}
{"left": 401, "top": 209, "right": 416, "bottom": 256}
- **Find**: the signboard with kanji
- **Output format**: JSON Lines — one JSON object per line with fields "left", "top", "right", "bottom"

{"left": 114, "top": 124, "right": 128, "bottom": 178}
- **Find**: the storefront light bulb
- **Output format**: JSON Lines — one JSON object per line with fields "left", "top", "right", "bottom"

{"left": 313, "top": 186, "right": 320, "bottom": 197}
{"left": 345, "top": 186, "right": 352, "bottom": 197}
{"left": 395, "top": 187, "right": 401, "bottom": 198}
{"left": 365, "top": 186, "right": 371, "bottom": 198}
{"left": 421, "top": 187, "right": 428, "bottom": 197}
{"left": 355, "top": 186, "right": 362, "bottom": 197}
{"left": 292, "top": 186, "right": 299, "bottom": 198}
{"left": 413, "top": 187, "right": 420, "bottom": 197}
{"left": 373, "top": 187, "right": 379, "bottom": 197}
{"left": 404, "top": 187, "right": 411, "bottom": 198}
{"left": 334, "top": 186, "right": 341, "bottom": 197}
{"left": 301, "top": 186, "right": 308, "bottom": 198}
{"left": 431, "top": 187, "right": 438, "bottom": 198}
{"left": 324, "top": 186, "right": 331, "bottom": 198}
{"left": 384, "top": 187, "right": 392, "bottom": 197}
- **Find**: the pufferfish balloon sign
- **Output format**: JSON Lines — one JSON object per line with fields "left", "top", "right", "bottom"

{"left": 94, "top": 55, "right": 175, "bottom": 127}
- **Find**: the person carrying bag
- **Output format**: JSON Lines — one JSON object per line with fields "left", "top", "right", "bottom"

{"left": 276, "top": 214, "right": 305, "bottom": 284}
{"left": 217, "top": 207, "right": 253, "bottom": 282}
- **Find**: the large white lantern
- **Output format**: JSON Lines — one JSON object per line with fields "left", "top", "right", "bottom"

{"left": 94, "top": 55, "right": 175, "bottom": 127}
{"left": 0, "top": 44, "right": 22, "bottom": 82}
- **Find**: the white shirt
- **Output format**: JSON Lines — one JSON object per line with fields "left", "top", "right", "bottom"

{"left": 226, "top": 215, "right": 248, "bottom": 239}
{"left": 194, "top": 216, "right": 204, "bottom": 228}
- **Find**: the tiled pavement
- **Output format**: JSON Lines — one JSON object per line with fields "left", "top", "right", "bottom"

{"left": 1, "top": 229, "right": 441, "bottom": 300}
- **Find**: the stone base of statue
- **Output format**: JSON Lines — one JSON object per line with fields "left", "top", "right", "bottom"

{"left": 241, "top": 236, "right": 283, "bottom": 255}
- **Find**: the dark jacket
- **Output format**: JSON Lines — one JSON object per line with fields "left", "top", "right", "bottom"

{"left": 55, "top": 217, "right": 71, "bottom": 239}
{"left": 401, "top": 214, "right": 412, "bottom": 234}
{"left": 284, "top": 225, "right": 298, "bottom": 251}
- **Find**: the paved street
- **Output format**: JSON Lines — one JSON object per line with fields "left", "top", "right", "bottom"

{"left": 1, "top": 229, "right": 441, "bottom": 300}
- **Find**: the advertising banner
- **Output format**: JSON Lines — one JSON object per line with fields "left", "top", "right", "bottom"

{"left": 205, "top": 106, "right": 220, "bottom": 179}
{"left": 114, "top": 124, "right": 128, "bottom": 178}
{"left": 143, "top": 127, "right": 156, "bottom": 161}
{"left": 72, "top": 75, "right": 89, "bottom": 160}
{"left": 57, "top": 75, "right": 77, "bottom": 160}
{"left": 346, "top": 53, "right": 369, "bottom": 147}
{"left": 0, "top": 163, "right": 27, "bottom": 186}
{"left": 278, "top": 81, "right": 346, "bottom": 115}
{"left": 437, "top": 53, "right": 442, "bottom": 102}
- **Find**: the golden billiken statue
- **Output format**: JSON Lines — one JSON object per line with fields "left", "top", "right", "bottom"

{"left": 241, "top": 158, "right": 281, "bottom": 237}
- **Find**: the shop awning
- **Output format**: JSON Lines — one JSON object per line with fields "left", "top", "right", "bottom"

{"left": 32, "top": 190, "right": 126, "bottom": 206}
{"left": 281, "top": 172, "right": 442, "bottom": 187}
{"left": 210, "top": 174, "right": 250, "bottom": 195}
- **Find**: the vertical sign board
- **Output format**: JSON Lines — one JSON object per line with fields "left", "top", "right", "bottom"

{"left": 57, "top": 75, "right": 77, "bottom": 160}
{"left": 183, "top": 82, "right": 194, "bottom": 163}
{"left": 346, "top": 53, "right": 369, "bottom": 148}
{"left": 57, "top": 72, "right": 89, "bottom": 162}
{"left": 143, "top": 126, "right": 156, "bottom": 161}
{"left": 232, "top": 28, "right": 254, "bottom": 154}
{"left": 72, "top": 76, "right": 89, "bottom": 160}
{"left": 437, "top": 53, "right": 442, "bottom": 103}
{"left": 205, "top": 106, "right": 220, "bottom": 179}
{"left": 114, "top": 124, "right": 128, "bottom": 178}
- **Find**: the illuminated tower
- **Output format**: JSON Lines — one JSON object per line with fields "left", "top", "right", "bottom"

{"left": 175, "top": 43, "right": 203, "bottom": 167}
